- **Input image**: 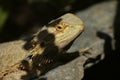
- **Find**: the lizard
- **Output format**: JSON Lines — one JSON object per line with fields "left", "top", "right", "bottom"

{"left": 0, "top": 13, "right": 84, "bottom": 79}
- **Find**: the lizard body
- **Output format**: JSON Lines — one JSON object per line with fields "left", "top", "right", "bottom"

{"left": 0, "top": 13, "right": 84, "bottom": 79}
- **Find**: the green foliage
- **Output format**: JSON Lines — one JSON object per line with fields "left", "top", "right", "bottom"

{"left": 0, "top": 7, "right": 8, "bottom": 30}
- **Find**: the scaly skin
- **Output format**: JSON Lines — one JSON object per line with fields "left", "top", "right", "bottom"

{"left": 0, "top": 13, "right": 84, "bottom": 80}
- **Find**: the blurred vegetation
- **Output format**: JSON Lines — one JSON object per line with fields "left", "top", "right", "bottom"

{"left": 0, "top": 7, "right": 8, "bottom": 30}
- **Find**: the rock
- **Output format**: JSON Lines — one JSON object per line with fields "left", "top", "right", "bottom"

{"left": 42, "top": 56, "right": 87, "bottom": 80}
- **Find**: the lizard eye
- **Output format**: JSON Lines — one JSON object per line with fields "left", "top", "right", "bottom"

{"left": 56, "top": 25, "right": 63, "bottom": 31}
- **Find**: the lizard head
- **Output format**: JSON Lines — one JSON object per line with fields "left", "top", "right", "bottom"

{"left": 46, "top": 13, "right": 85, "bottom": 49}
